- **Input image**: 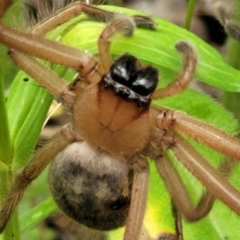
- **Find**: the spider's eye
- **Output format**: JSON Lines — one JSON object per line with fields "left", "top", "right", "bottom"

{"left": 110, "top": 54, "right": 138, "bottom": 86}
{"left": 131, "top": 67, "right": 158, "bottom": 96}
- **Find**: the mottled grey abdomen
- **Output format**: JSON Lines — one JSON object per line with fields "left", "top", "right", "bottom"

{"left": 49, "top": 141, "right": 132, "bottom": 230}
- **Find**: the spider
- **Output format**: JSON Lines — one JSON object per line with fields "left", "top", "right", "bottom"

{"left": 1, "top": 2, "right": 240, "bottom": 240}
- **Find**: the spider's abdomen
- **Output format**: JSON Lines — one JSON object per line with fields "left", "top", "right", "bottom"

{"left": 49, "top": 141, "right": 131, "bottom": 231}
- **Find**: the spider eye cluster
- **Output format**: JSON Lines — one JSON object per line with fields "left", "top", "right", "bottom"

{"left": 103, "top": 54, "right": 158, "bottom": 106}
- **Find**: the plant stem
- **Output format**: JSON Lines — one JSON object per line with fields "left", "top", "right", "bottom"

{"left": 221, "top": 42, "right": 240, "bottom": 121}
{"left": 184, "top": 0, "right": 196, "bottom": 30}
{"left": 221, "top": 0, "right": 240, "bottom": 122}
{"left": 0, "top": 1, "right": 24, "bottom": 239}
{"left": 0, "top": 72, "right": 20, "bottom": 240}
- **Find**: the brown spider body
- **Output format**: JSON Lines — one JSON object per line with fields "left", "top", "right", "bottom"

{"left": 1, "top": 2, "right": 240, "bottom": 240}
{"left": 51, "top": 54, "right": 158, "bottom": 231}
{"left": 51, "top": 52, "right": 159, "bottom": 230}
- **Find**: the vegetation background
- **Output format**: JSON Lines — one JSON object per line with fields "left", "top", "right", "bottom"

{"left": 1, "top": 0, "right": 240, "bottom": 239}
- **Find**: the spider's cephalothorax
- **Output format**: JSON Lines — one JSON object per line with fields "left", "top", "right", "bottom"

{"left": 103, "top": 54, "right": 159, "bottom": 107}
{"left": 72, "top": 57, "right": 158, "bottom": 157}
{"left": 72, "top": 54, "right": 159, "bottom": 157}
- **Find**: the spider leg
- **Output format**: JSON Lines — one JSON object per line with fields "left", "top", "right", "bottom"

{"left": 155, "top": 152, "right": 215, "bottom": 221}
{"left": 29, "top": 2, "right": 156, "bottom": 36}
{"left": 8, "top": 49, "right": 77, "bottom": 106}
{"left": 0, "top": 0, "right": 11, "bottom": 18}
{"left": 0, "top": 22, "right": 96, "bottom": 70}
{"left": 152, "top": 41, "right": 197, "bottom": 99}
{"left": 29, "top": 2, "right": 117, "bottom": 35}
{"left": 171, "top": 201, "right": 183, "bottom": 240}
{"left": 98, "top": 14, "right": 137, "bottom": 73}
{"left": 123, "top": 158, "right": 150, "bottom": 240}
{"left": 97, "top": 10, "right": 156, "bottom": 74}
{"left": 0, "top": 4, "right": 97, "bottom": 77}
{"left": 0, "top": 124, "right": 78, "bottom": 233}
{"left": 168, "top": 132, "right": 240, "bottom": 215}
{"left": 153, "top": 106, "right": 240, "bottom": 159}
{"left": 151, "top": 106, "right": 240, "bottom": 215}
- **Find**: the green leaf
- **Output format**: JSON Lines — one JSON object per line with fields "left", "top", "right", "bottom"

{"left": 0, "top": 68, "right": 11, "bottom": 166}
{"left": 20, "top": 198, "right": 57, "bottom": 232}
{"left": 7, "top": 72, "right": 53, "bottom": 168}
